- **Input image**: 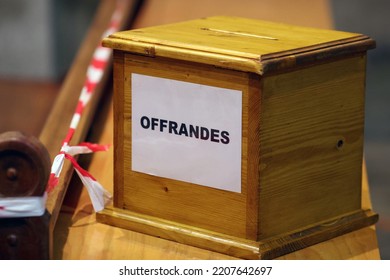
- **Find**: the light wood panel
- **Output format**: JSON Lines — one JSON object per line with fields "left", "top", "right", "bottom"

{"left": 103, "top": 16, "right": 373, "bottom": 75}
{"left": 52, "top": 0, "right": 380, "bottom": 260}
{"left": 133, "top": 0, "right": 334, "bottom": 29}
{"left": 259, "top": 55, "right": 368, "bottom": 239}
{"left": 114, "top": 54, "right": 258, "bottom": 239}
{"left": 54, "top": 99, "right": 380, "bottom": 259}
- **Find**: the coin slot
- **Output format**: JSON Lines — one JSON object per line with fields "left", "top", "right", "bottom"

{"left": 201, "top": 27, "right": 278, "bottom": 40}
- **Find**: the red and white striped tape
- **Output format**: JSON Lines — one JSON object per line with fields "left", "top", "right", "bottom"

{"left": 47, "top": 143, "right": 112, "bottom": 212}
{"left": 0, "top": 193, "right": 47, "bottom": 218}
{"left": 46, "top": 5, "right": 124, "bottom": 212}
{"left": 0, "top": 2, "right": 124, "bottom": 217}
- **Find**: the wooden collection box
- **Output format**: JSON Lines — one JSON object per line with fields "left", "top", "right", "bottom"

{"left": 97, "top": 16, "right": 378, "bottom": 259}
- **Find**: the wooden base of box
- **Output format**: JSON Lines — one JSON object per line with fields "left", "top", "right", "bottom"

{"left": 97, "top": 207, "right": 378, "bottom": 259}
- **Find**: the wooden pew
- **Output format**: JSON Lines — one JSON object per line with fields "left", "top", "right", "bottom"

{"left": 38, "top": 0, "right": 143, "bottom": 258}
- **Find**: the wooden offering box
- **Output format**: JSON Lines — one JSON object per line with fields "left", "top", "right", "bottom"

{"left": 97, "top": 16, "right": 378, "bottom": 259}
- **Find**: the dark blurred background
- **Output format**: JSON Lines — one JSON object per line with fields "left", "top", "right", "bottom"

{"left": 0, "top": 0, "right": 388, "bottom": 258}
{"left": 331, "top": 0, "right": 390, "bottom": 260}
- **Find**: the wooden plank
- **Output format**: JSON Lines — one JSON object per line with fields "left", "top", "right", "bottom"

{"left": 0, "top": 79, "right": 58, "bottom": 137}
{"left": 133, "top": 0, "right": 334, "bottom": 29}
{"left": 96, "top": 207, "right": 378, "bottom": 259}
{"left": 107, "top": 17, "right": 361, "bottom": 58}
{"left": 103, "top": 16, "right": 374, "bottom": 75}
{"left": 259, "top": 55, "right": 367, "bottom": 239}
{"left": 117, "top": 54, "right": 252, "bottom": 238}
{"left": 98, "top": 206, "right": 261, "bottom": 259}
{"left": 39, "top": 0, "right": 142, "bottom": 233}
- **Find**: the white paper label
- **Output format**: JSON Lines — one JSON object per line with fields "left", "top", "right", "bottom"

{"left": 131, "top": 73, "right": 242, "bottom": 193}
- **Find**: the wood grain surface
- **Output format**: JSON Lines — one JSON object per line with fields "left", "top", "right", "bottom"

{"left": 259, "top": 55, "right": 368, "bottom": 239}
{"left": 51, "top": 0, "right": 380, "bottom": 259}
{"left": 103, "top": 16, "right": 373, "bottom": 75}
{"left": 116, "top": 54, "right": 257, "bottom": 239}
{"left": 39, "top": 0, "right": 140, "bottom": 233}
{"left": 53, "top": 98, "right": 380, "bottom": 260}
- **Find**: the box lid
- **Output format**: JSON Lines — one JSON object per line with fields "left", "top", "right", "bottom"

{"left": 103, "top": 16, "right": 375, "bottom": 74}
